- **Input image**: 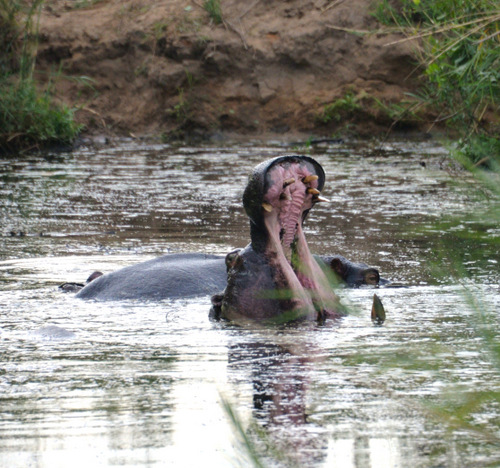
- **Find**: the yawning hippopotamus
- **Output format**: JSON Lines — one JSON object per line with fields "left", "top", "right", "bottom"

{"left": 71, "top": 155, "right": 386, "bottom": 323}
{"left": 211, "top": 155, "right": 345, "bottom": 323}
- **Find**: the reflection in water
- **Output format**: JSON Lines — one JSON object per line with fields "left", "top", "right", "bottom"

{"left": 229, "top": 339, "right": 325, "bottom": 465}
{"left": 0, "top": 141, "right": 499, "bottom": 467}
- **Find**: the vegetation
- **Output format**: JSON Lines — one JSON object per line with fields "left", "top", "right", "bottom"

{"left": 374, "top": 0, "right": 499, "bottom": 167}
{"left": 317, "top": 92, "right": 362, "bottom": 124}
{"left": 0, "top": 0, "right": 81, "bottom": 154}
{"left": 203, "top": 0, "right": 223, "bottom": 25}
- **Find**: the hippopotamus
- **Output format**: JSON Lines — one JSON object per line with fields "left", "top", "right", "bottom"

{"left": 72, "top": 155, "right": 387, "bottom": 324}
{"left": 211, "top": 155, "right": 346, "bottom": 323}
{"left": 69, "top": 252, "right": 384, "bottom": 301}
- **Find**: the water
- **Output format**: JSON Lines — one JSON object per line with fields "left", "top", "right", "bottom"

{"left": 0, "top": 140, "right": 499, "bottom": 467}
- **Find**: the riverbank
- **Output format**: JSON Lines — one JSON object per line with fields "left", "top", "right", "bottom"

{"left": 36, "top": 0, "right": 432, "bottom": 141}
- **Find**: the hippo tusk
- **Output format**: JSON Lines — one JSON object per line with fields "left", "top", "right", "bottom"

{"left": 303, "top": 174, "right": 319, "bottom": 184}
{"left": 283, "top": 177, "right": 296, "bottom": 187}
{"left": 313, "top": 195, "right": 330, "bottom": 203}
{"left": 262, "top": 202, "right": 273, "bottom": 212}
{"left": 306, "top": 188, "right": 321, "bottom": 195}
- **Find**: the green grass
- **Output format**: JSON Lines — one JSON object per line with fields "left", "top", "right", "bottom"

{"left": 317, "top": 92, "right": 362, "bottom": 123}
{"left": 203, "top": 0, "right": 223, "bottom": 25}
{"left": 0, "top": 0, "right": 82, "bottom": 154}
{"left": 0, "top": 78, "right": 82, "bottom": 153}
{"left": 374, "top": 0, "right": 499, "bottom": 167}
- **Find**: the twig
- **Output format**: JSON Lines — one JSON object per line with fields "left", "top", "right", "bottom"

{"left": 321, "top": 0, "right": 346, "bottom": 13}
{"left": 81, "top": 107, "right": 107, "bottom": 128}
{"left": 428, "top": 15, "right": 500, "bottom": 66}
{"left": 324, "top": 24, "right": 373, "bottom": 36}
{"left": 223, "top": 18, "right": 248, "bottom": 49}
{"left": 476, "top": 30, "right": 500, "bottom": 44}
{"left": 384, "top": 14, "right": 500, "bottom": 46}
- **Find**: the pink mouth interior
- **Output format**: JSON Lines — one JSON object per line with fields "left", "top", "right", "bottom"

{"left": 258, "top": 160, "right": 339, "bottom": 320}
{"left": 262, "top": 161, "right": 327, "bottom": 308}
{"left": 263, "top": 162, "right": 319, "bottom": 256}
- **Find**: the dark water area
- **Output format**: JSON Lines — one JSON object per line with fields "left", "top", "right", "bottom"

{"left": 0, "top": 140, "right": 499, "bottom": 467}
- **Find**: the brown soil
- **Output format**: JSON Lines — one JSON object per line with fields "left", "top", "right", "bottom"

{"left": 37, "top": 0, "right": 430, "bottom": 141}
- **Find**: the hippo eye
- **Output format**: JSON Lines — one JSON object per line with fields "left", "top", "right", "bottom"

{"left": 364, "top": 269, "right": 380, "bottom": 285}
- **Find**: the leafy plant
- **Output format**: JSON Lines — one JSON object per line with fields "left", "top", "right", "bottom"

{"left": 0, "top": 0, "right": 82, "bottom": 154}
{"left": 318, "top": 92, "right": 362, "bottom": 123}
{"left": 375, "top": 0, "right": 500, "bottom": 166}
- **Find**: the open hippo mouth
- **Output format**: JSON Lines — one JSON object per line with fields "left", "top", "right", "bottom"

{"left": 216, "top": 156, "right": 341, "bottom": 323}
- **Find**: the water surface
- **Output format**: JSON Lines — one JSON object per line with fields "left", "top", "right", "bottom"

{"left": 1, "top": 140, "right": 499, "bottom": 467}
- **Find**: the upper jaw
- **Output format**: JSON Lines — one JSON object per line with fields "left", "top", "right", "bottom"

{"left": 242, "top": 156, "right": 326, "bottom": 233}
{"left": 260, "top": 160, "right": 328, "bottom": 257}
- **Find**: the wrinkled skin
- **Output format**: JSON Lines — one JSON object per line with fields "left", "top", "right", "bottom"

{"left": 213, "top": 155, "right": 342, "bottom": 323}
{"left": 71, "top": 252, "right": 385, "bottom": 301}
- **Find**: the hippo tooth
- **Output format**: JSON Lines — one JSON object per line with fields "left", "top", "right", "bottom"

{"left": 313, "top": 195, "right": 330, "bottom": 203}
{"left": 302, "top": 174, "right": 319, "bottom": 184}
{"left": 262, "top": 202, "right": 273, "bottom": 212}
{"left": 306, "top": 188, "right": 321, "bottom": 195}
{"left": 280, "top": 192, "right": 292, "bottom": 201}
{"left": 283, "top": 177, "right": 296, "bottom": 187}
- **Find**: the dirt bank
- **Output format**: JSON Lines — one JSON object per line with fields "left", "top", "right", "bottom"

{"left": 37, "top": 0, "right": 428, "bottom": 140}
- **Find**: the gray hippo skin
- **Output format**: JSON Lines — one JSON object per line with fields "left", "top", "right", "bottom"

{"left": 76, "top": 253, "right": 227, "bottom": 301}
{"left": 73, "top": 252, "right": 384, "bottom": 301}
{"left": 213, "top": 155, "right": 344, "bottom": 323}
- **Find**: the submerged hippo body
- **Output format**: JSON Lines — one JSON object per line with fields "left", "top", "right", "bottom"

{"left": 76, "top": 253, "right": 227, "bottom": 301}
{"left": 74, "top": 252, "right": 383, "bottom": 301}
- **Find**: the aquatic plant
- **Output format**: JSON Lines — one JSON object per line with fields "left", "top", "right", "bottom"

{"left": 0, "top": 0, "right": 82, "bottom": 154}
{"left": 374, "top": 0, "right": 499, "bottom": 167}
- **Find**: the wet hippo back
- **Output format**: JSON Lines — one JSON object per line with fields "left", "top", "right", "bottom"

{"left": 76, "top": 253, "right": 227, "bottom": 301}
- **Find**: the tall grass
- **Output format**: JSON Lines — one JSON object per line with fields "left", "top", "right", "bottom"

{"left": 0, "top": 0, "right": 81, "bottom": 154}
{"left": 375, "top": 0, "right": 499, "bottom": 167}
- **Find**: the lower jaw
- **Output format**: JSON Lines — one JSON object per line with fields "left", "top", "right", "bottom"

{"left": 270, "top": 241, "right": 339, "bottom": 321}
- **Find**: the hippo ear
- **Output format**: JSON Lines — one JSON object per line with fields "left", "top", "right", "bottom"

{"left": 86, "top": 271, "right": 103, "bottom": 283}
{"left": 363, "top": 268, "right": 380, "bottom": 285}
{"left": 225, "top": 248, "right": 242, "bottom": 270}
{"left": 330, "top": 257, "right": 347, "bottom": 276}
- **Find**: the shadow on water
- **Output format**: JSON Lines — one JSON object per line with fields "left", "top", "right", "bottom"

{"left": 0, "top": 140, "right": 499, "bottom": 467}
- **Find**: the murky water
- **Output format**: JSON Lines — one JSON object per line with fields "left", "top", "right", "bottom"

{"left": 1, "top": 140, "right": 499, "bottom": 467}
